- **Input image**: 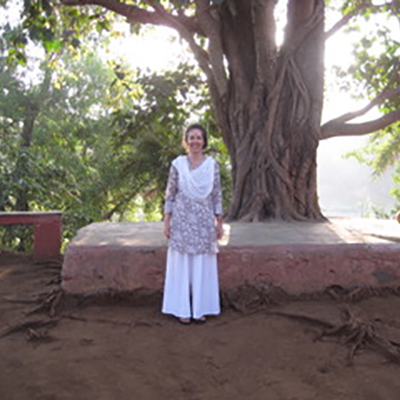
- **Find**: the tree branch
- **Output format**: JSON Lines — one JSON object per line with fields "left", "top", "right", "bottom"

{"left": 195, "top": 0, "right": 227, "bottom": 98}
{"left": 327, "top": 85, "right": 400, "bottom": 126}
{"left": 60, "top": 0, "right": 201, "bottom": 34}
{"left": 321, "top": 57, "right": 400, "bottom": 139}
{"left": 325, "top": 3, "right": 391, "bottom": 40}
{"left": 138, "top": 0, "right": 217, "bottom": 98}
{"left": 321, "top": 55, "right": 400, "bottom": 132}
{"left": 71, "top": 0, "right": 219, "bottom": 107}
{"left": 320, "top": 107, "right": 400, "bottom": 140}
{"left": 251, "top": 0, "right": 277, "bottom": 90}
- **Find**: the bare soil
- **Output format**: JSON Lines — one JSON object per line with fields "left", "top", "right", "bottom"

{"left": 1, "top": 253, "right": 400, "bottom": 400}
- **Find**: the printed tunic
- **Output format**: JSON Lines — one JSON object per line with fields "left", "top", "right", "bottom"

{"left": 164, "top": 156, "right": 223, "bottom": 255}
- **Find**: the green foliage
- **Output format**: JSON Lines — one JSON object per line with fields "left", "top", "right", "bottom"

{"left": 109, "top": 63, "right": 231, "bottom": 220}
{"left": 332, "top": 1, "right": 400, "bottom": 211}
{"left": 1, "top": 0, "right": 117, "bottom": 65}
{"left": 0, "top": 24, "right": 122, "bottom": 249}
{"left": 0, "top": 22, "right": 231, "bottom": 251}
{"left": 346, "top": 124, "right": 400, "bottom": 210}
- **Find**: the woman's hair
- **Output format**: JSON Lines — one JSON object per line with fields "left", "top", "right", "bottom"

{"left": 183, "top": 123, "right": 208, "bottom": 151}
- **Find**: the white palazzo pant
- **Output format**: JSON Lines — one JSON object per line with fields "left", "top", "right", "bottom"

{"left": 162, "top": 248, "right": 220, "bottom": 319}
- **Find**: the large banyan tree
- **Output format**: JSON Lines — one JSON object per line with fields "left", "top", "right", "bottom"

{"left": 14, "top": 0, "right": 400, "bottom": 221}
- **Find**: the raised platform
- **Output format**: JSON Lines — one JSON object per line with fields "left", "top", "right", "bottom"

{"left": 61, "top": 218, "right": 400, "bottom": 296}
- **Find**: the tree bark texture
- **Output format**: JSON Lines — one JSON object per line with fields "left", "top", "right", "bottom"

{"left": 213, "top": 0, "right": 325, "bottom": 220}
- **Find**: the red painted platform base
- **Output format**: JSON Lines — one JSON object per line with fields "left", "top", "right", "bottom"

{"left": 0, "top": 212, "right": 62, "bottom": 260}
{"left": 62, "top": 222, "right": 400, "bottom": 296}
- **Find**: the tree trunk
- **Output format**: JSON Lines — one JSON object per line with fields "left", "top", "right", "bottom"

{"left": 213, "top": 0, "right": 325, "bottom": 221}
{"left": 15, "top": 110, "right": 37, "bottom": 212}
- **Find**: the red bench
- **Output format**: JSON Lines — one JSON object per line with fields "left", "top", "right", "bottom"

{"left": 0, "top": 211, "right": 62, "bottom": 259}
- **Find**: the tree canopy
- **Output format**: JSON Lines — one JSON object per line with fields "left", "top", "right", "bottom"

{"left": 2, "top": 0, "right": 400, "bottom": 222}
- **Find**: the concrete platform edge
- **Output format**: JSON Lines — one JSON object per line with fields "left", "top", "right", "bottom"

{"left": 62, "top": 242, "right": 400, "bottom": 296}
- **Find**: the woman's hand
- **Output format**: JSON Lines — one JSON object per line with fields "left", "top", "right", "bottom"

{"left": 164, "top": 214, "right": 171, "bottom": 239}
{"left": 216, "top": 215, "right": 224, "bottom": 240}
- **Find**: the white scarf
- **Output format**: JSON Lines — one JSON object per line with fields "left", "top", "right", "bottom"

{"left": 172, "top": 155, "right": 215, "bottom": 200}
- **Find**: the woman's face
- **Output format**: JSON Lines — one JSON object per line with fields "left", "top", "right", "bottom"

{"left": 186, "top": 128, "right": 204, "bottom": 155}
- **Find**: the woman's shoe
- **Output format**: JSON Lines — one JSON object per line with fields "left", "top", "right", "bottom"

{"left": 178, "top": 317, "right": 191, "bottom": 325}
{"left": 193, "top": 317, "right": 206, "bottom": 324}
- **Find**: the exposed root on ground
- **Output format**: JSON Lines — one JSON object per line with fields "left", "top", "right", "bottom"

{"left": 323, "top": 285, "right": 400, "bottom": 303}
{"left": 0, "top": 318, "right": 59, "bottom": 340}
{"left": 267, "top": 306, "right": 400, "bottom": 365}
{"left": 62, "top": 314, "right": 162, "bottom": 328}
{"left": 265, "top": 310, "right": 334, "bottom": 329}
{"left": 2, "top": 295, "right": 39, "bottom": 304}
{"left": 26, "top": 288, "right": 64, "bottom": 317}
{"left": 317, "top": 307, "right": 400, "bottom": 364}
{"left": 26, "top": 327, "right": 55, "bottom": 344}
{"left": 0, "top": 258, "right": 63, "bottom": 341}
{"left": 222, "top": 283, "right": 400, "bottom": 313}
{"left": 221, "top": 283, "right": 290, "bottom": 312}
{"left": 222, "top": 283, "right": 400, "bottom": 365}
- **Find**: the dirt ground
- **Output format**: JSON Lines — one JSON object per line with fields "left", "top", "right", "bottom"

{"left": 1, "top": 253, "right": 400, "bottom": 400}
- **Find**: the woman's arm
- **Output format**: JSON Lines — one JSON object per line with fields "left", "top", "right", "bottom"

{"left": 212, "top": 161, "right": 224, "bottom": 240}
{"left": 215, "top": 214, "right": 224, "bottom": 240}
{"left": 163, "top": 165, "right": 178, "bottom": 239}
{"left": 164, "top": 213, "right": 171, "bottom": 239}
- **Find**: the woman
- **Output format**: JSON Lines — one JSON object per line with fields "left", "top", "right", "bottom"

{"left": 162, "top": 123, "right": 223, "bottom": 325}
